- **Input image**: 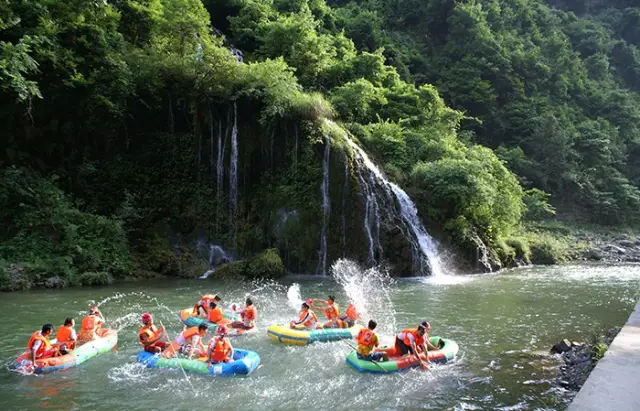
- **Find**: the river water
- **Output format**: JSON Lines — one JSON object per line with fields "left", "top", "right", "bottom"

{"left": 0, "top": 262, "right": 638, "bottom": 410}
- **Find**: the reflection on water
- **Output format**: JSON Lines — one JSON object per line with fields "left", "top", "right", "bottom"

{"left": 0, "top": 263, "right": 637, "bottom": 410}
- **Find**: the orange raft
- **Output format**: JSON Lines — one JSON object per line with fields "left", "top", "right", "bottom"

{"left": 12, "top": 329, "right": 118, "bottom": 374}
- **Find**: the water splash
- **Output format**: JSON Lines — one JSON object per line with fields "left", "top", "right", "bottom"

{"left": 330, "top": 259, "right": 397, "bottom": 336}
{"left": 317, "top": 135, "right": 331, "bottom": 275}
{"left": 286, "top": 283, "right": 303, "bottom": 311}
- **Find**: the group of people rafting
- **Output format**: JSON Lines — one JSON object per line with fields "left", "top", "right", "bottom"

{"left": 23, "top": 291, "right": 441, "bottom": 372}
{"left": 137, "top": 295, "right": 257, "bottom": 367}
{"left": 26, "top": 306, "right": 106, "bottom": 363}
{"left": 290, "top": 295, "right": 440, "bottom": 368}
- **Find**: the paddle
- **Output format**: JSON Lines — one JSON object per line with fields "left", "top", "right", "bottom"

{"left": 343, "top": 341, "right": 389, "bottom": 374}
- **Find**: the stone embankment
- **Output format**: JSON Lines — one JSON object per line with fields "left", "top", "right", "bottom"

{"left": 583, "top": 234, "right": 640, "bottom": 263}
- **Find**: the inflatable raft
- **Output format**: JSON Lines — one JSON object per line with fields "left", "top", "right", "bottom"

{"left": 12, "top": 329, "right": 118, "bottom": 374}
{"left": 137, "top": 348, "right": 260, "bottom": 376}
{"left": 178, "top": 309, "right": 255, "bottom": 337}
{"left": 267, "top": 324, "right": 362, "bottom": 345}
{"left": 346, "top": 337, "right": 458, "bottom": 373}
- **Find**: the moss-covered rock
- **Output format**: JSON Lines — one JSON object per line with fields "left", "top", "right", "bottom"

{"left": 0, "top": 263, "right": 32, "bottom": 291}
{"left": 79, "top": 271, "right": 114, "bottom": 286}
{"left": 212, "top": 248, "right": 285, "bottom": 279}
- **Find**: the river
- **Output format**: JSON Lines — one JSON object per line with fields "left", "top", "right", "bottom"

{"left": 0, "top": 262, "right": 638, "bottom": 410}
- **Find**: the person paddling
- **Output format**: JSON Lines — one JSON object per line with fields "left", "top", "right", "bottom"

{"left": 78, "top": 306, "right": 105, "bottom": 342}
{"left": 355, "top": 320, "right": 388, "bottom": 362}
{"left": 231, "top": 297, "right": 257, "bottom": 330}
{"left": 27, "top": 324, "right": 60, "bottom": 364}
{"left": 55, "top": 318, "right": 77, "bottom": 354}
{"left": 289, "top": 302, "right": 319, "bottom": 329}
{"left": 138, "top": 313, "right": 168, "bottom": 353}
{"left": 207, "top": 325, "right": 234, "bottom": 367}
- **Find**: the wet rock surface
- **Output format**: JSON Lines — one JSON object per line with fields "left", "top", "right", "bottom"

{"left": 554, "top": 328, "right": 621, "bottom": 391}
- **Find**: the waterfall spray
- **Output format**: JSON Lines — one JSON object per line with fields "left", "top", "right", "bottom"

{"left": 317, "top": 135, "right": 331, "bottom": 275}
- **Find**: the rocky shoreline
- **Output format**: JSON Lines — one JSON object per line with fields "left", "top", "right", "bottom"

{"left": 582, "top": 234, "right": 640, "bottom": 263}
{"left": 552, "top": 328, "right": 621, "bottom": 391}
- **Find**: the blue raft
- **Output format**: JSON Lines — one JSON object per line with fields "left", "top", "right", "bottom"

{"left": 137, "top": 348, "right": 260, "bottom": 376}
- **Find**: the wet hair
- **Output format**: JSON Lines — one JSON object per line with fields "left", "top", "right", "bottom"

{"left": 214, "top": 295, "right": 221, "bottom": 302}
{"left": 198, "top": 324, "right": 208, "bottom": 331}
{"left": 302, "top": 302, "right": 310, "bottom": 309}
{"left": 64, "top": 317, "right": 74, "bottom": 326}
{"left": 368, "top": 320, "right": 377, "bottom": 330}
{"left": 246, "top": 297, "right": 253, "bottom": 306}
{"left": 42, "top": 324, "right": 53, "bottom": 334}
{"left": 328, "top": 295, "right": 335, "bottom": 302}
{"left": 209, "top": 301, "right": 217, "bottom": 309}
{"left": 420, "top": 321, "right": 430, "bottom": 330}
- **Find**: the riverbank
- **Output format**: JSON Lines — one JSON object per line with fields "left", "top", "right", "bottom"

{"left": 569, "top": 301, "right": 640, "bottom": 411}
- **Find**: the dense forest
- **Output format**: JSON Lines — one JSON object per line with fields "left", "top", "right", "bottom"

{"left": 1, "top": 0, "right": 639, "bottom": 289}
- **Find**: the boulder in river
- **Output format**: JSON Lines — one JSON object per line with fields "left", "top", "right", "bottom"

{"left": 550, "top": 339, "right": 572, "bottom": 354}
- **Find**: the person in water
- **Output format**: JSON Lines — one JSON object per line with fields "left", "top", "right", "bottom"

{"left": 310, "top": 296, "right": 341, "bottom": 328}
{"left": 194, "top": 294, "right": 220, "bottom": 317}
{"left": 55, "top": 317, "right": 77, "bottom": 354}
{"left": 164, "top": 324, "right": 208, "bottom": 359}
{"left": 138, "top": 312, "right": 167, "bottom": 353}
{"left": 356, "top": 320, "right": 388, "bottom": 362}
{"left": 27, "top": 324, "right": 60, "bottom": 363}
{"left": 78, "top": 306, "right": 105, "bottom": 341}
{"left": 338, "top": 302, "right": 358, "bottom": 328}
{"left": 207, "top": 301, "right": 226, "bottom": 324}
{"left": 289, "top": 302, "right": 319, "bottom": 329}
{"left": 208, "top": 325, "right": 234, "bottom": 366}
{"left": 231, "top": 297, "right": 257, "bottom": 329}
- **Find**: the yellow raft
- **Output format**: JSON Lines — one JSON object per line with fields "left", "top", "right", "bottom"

{"left": 267, "top": 324, "right": 361, "bottom": 345}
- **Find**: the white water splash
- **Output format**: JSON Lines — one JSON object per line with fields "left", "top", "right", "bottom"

{"left": 331, "top": 259, "right": 397, "bottom": 336}
{"left": 317, "top": 135, "right": 331, "bottom": 275}
{"left": 286, "top": 283, "right": 303, "bottom": 311}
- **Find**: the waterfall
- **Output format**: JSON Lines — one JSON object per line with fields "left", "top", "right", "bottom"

{"left": 317, "top": 136, "right": 331, "bottom": 275}
{"left": 199, "top": 243, "right": 233, "bottom": 279}
{"left": 341, "top": 161, "right": 348, "bottom": 256}
{"left": 341, "top": 128, "right": 444, "bottom": 276}
{"left": 216, "top": 119, "right": 224, "bottom": 200}
{"left": 229, "top": 102, "right": 238, "bottom": 219}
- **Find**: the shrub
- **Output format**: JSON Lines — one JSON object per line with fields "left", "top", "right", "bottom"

{"left": 79, "top": 272, "right": 114, "bottom": 286}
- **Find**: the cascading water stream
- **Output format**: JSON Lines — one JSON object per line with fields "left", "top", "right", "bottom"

{"left": 317, "top": 135, "right": 331, "bottom": 275}
{"left": 229, "top": 102, "right": 238, "bottom": 219}
{"left": 216, "top": 120, "right": 223, "bottom": 200}
{"left": 338, "top": 124, "right": 445, "bottom": 276}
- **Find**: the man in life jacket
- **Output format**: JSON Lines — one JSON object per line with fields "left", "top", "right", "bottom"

{"left": 207, "top": 301, "right": 227, "bottom": 325}
{"left": 193, "top": 294, "right": 220, "bottom": 317}
{"left": 78, "top": 306, "right": 105, "bottom": 342}
{"left": 338, "top": 303, "right": 359, "bottom": 328}
{"left": 289, "top": 302, "right": 319, "bottom": 329}
{"left": 55, "top": 317, "right": 77, "bottom": 354}
{"left": 27, "top": 324, "right": 60, "bottom": 363}
{"left": 392, "top": 321, "right": 438, "bottom": 368}
{"left": 355, "top": 320, "right": 388, "bottom": 362}
{"left": 207, "top": 325, "right": 234, "bottom": 367}
{"left": 310, "top": 296, "right": 341, "bottom": 328}
{"left": 138, "top": 312, "right": 168, "bottom": 353}
{"left": 231, "top": 297, "right": 257, "bottom": 329}
{"left": 163, "top": 324, "right": 208, "bottom": 359}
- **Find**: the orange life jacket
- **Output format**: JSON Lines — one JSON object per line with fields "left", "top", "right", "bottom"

{"left": 27, "top": 331, "right": 51, "bottom": 357}
{"left": 210, "top": 337, "right": 232, "bottom": 362}
{"left": 180, "top": 327, "right": 200, "bottom": 344}
{"left": 241, "top": 306, "right": 256, "bottom": 322}
{"left": 401, "top": 328, "right": 425, "bottom": 347}
{"left": 81, "top": 315, "right": 101, "bottom": 331}
{"left": 208, "top": 307, "right": 224, "bottom": 323}
{"left": 356, "top": 329, "right": 376, "bottom": 347}
{"left": 138, "top": 324, "right": 159, "bottom": 345}
{"left": 56, "top": 325, "right": 75, "bottom": 344}
{"left": 324, "top": 303, "right": 340, "bottom": 320}
{"left": 345, "top": 304, "right": 358, "bottom": 320}
{"left": 298, "top": 309, "right": 318, "bottom": 327}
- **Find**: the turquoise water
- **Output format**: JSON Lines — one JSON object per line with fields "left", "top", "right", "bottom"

{"left": 0, "top": 262, "right": 638, "bottom": 410}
